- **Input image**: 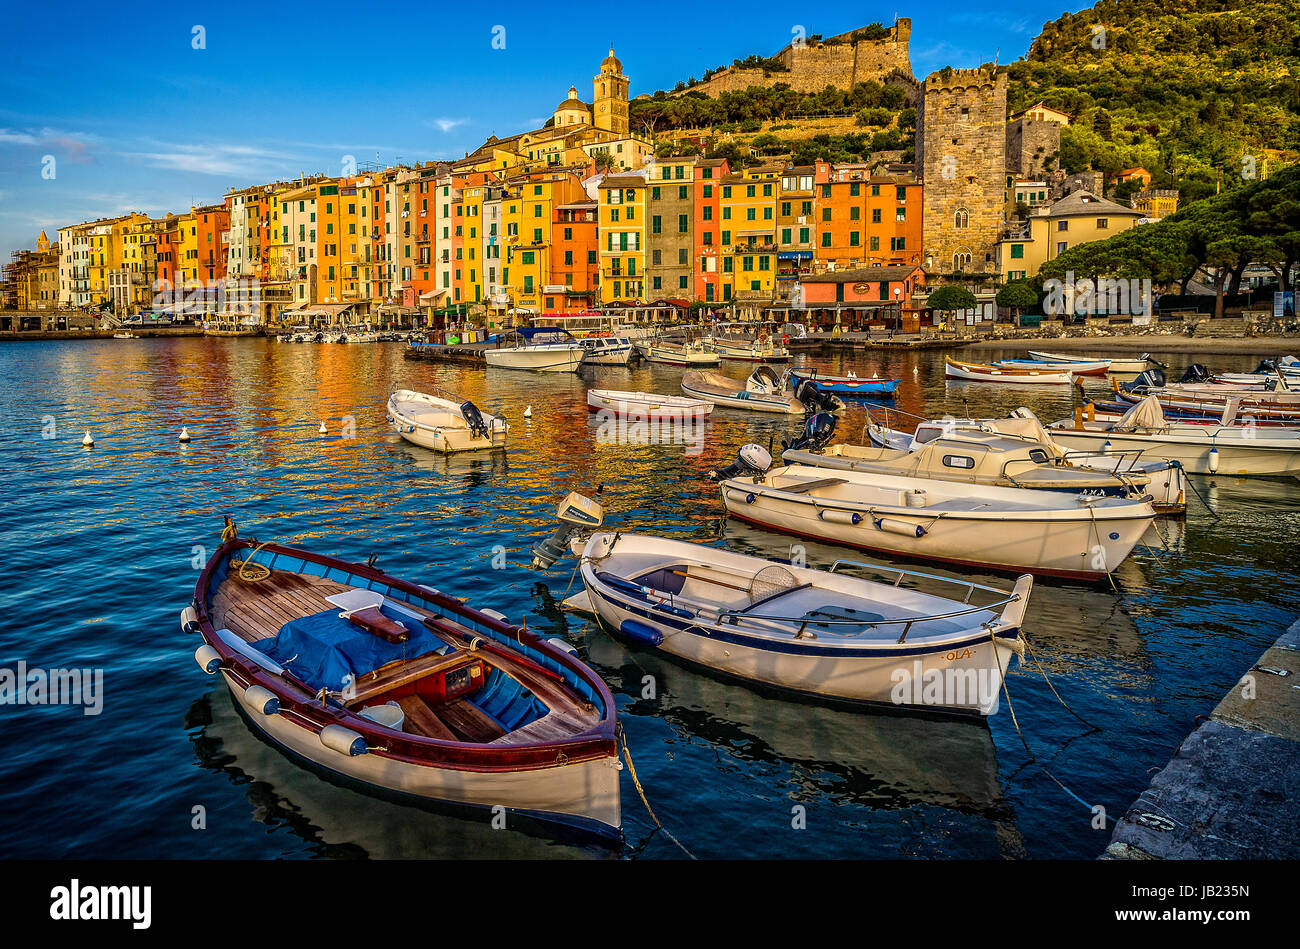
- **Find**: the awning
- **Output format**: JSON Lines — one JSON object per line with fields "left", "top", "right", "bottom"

{"left": 283, "top": 302, "right": 355, "bottom": 318}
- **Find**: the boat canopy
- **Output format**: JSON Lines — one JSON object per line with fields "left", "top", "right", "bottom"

{"left": 1114, "top": 394, "right": 1167, "bottom": 432}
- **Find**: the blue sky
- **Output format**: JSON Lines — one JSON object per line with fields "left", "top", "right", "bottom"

{"left": 0, "top": 0, "right": 1064, "bottom": 260}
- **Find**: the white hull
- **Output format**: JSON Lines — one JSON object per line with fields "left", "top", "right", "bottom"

{"left": 1048, "top": 425, "right": 1300, "bottom": 478}
{"left": 680, "top": 371, "right": 803, "bottom": 414}
{"left": 224, "top": 672, "right": 621, "bottom": 834}
{"left": 586, "top": 389, "right": 713, "bottom": 418}
{"left": 575, "top": 533, "right": 1029, "bottom": 716}
{"left": 1028, "top": 350, "right": 1154, "bottom": 374}
{"left": 387, "top": 390, "right": 508, "bottom": 454}
{"left": 708, "top": 341, "right": 792, "bottom": 363}
{"left": 485, "top": 345, "right": 585, "bottom": 372}
{"left": 721, "top": 465, "right": 1154, "bottom": 579}
{"left": 638, "top": 344, "right": 720, "bottom": 366}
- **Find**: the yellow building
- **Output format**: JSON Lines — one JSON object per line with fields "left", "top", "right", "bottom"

{"left": 500, "top": 171, "right": 589, "bottom": 313}
{"left": 720, "top": 167, "right": 780, "bottom": 304}
{"left": 596, "top": 174, "right": 646, "bottom": 304}
{"left": 1130, "top": 189, "right": 1179, "bottom": 221}
{"left": 997, "top": 190, "right": 1142, "bottom": 280}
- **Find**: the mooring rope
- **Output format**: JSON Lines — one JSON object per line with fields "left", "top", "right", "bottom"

{"left": 990, "top": 629, "right": 1096, "bottom": 813}
{"left": 617, "top": 722, "right": 696, "bottom": 860}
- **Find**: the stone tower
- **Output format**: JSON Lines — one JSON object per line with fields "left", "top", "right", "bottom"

{"left": 593, "top": 48, "right": 629, "bottom": 136}
{"left": 916, "top": 68, "right": 1008, "bottom": 275}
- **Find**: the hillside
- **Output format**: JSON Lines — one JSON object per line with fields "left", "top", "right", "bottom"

{"left": 634, "top": 0, "right": 1300, "bottom": 200}
{"left": 1009, "top": 0, "right": 1300, "bottom": 202}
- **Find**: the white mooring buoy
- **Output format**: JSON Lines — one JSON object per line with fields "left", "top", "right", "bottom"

{"left": 319, "top": 421, "right": 327, "bottom": 434}
{"left": 82, "top": 430, "right": 94, "bottom": 447}
{"left": 179, "top": 426, "right": 191, "bottom": 443}
{"left": 523, "top": 405, "right": 533, "bottom": 419}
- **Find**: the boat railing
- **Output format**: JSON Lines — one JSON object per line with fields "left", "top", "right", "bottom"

{"left": 716, "top": 583, "right": 1024, "bottom": 644}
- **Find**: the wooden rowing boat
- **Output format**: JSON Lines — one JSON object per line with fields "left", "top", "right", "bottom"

{"left": 183, "top": 522, "right": 621, "bottom": 842}
{"left": 944, "top": 357, "right": 1075, "bottom": 384}
{"left": 586, "top": 388, "right": 713, "bottom": 419}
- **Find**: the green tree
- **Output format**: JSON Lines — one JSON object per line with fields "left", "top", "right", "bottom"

{"left": 996, "top": 281, "right": 1039, "bottom": 326}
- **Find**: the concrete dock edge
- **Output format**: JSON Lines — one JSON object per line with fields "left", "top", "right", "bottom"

{"left": 1103, "top": 619, "right": 1300, "bottom": 859}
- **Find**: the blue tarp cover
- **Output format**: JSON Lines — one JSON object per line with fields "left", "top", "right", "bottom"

{"left": 260, "top": 605, "right": 447, "bottom": 692}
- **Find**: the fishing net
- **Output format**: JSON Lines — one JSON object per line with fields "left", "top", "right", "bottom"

{"left": 748, "top": 564, "right": 799, "bottom": 603}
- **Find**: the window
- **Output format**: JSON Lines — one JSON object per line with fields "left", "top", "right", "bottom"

{"left": 850, "top": 206, "right": 860, "bottom": 221}
{"left": 702, "top": 206, "right": 713, "bottom": 221}
{"left": 781, "top": 228, "right": 792, "bottom": 244}
{"left": 821, "top": 208, "right": 831, "bottom": 222}
{"left": 1057, "top": 220, "right": 1069, "bottom": 232}
{"left": 870, "top": 235, "right": 880, "bottom": 251}
{"left": 746, "top": 185, "right": 755, "bottom": 198}
{"left": 652, "top": 187, "right": 661, "bottom": 200}
{"left": 849, "top": 232, "right": 860, "bottom": 246}
{"left": 955, "top": 208, "right": 969, "bottom": 228}
{"left": 821, "top": 232, "right": 831, "bottom": 247}
{"left": 1010, "top": 244, "right": 1024, "bottom": 259}
{"left": 679, "top": 214, "right": 688, "bottom": 233}
{"left": 652, "top": 215, "right": 662, "bottom": 234}
{"left": 942, "top": 455, "right": 975, "bottom": 470}
{"left": 1057, "top": 242, "right": 1068, "bottom": 254}
{"left": 703, "top": 185, "right": 713, "bottom": 198}
{"left": 679, "top": 186, "right": 688, "bottom": 200}
{"left": 679, "top": 276, "right": 688, "bottom": 289}
{"left": 872, "top": 209, "right": 881, "bottom": 223}
{"left": 799, "top": 228, "right": 809, "bottom": 243}
{"left": 1096, "top": 218, "right": 1109, "bottom": 229}
{"left": 849, "top": 183, "right": 860, "bottom": 197}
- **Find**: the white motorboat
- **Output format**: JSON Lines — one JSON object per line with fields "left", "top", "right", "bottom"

{"left": 485, "top": 328, "right": 585, "bottom": 373}
{"left": 386, "top": 387, "right": 508, "bottom": 454}
{"left": 1027, "top": 350, "right": 1161, "bottom": 374}
{"left": 706, "top": 322, "right": 791, "bottom": 363}
{"left": 784, "top": 425, "right": 1160, "bottom": 504}
{"left": 586, "top": 388, "right": 713, "bottom": 419}
{"left": 112, "top": 331, "right": 139, "bottom": 339}
{"left": 1048, "top": 395, "right": 1300, "bottom": 478}
{"left": 680, "top": 367, "right": 807, "bottom": 414}
{"left": 637, "top": 329, "right": 720, "bottom": 366}
{"left": 862, "top": 408, "right": 1186, "bottom": 514}
{"left": 945, "top": 357, "right": 1075, "bottom": 384}
{"left": 579, "top": 336, "right": 634, "bottom": 366}
{"left": 565, "top": 530, "right": 1031, "bottom": 718}
{"left": 714, "top": 446, "right": 1156, "bottom": 580}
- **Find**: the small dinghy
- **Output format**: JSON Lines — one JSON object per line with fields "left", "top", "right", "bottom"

{"left": 945, "top": 357, "right": 1075, "bottom": 384}
{"left": 713, "top": 445, "right": 1156, "bottom": 580}
{"left": 681, "top": 367, "right": 805, "bottom": 414}
{"left": 1027, "top": 350, "right": 1161, "bottom": 374}
{"left": 787, "top": 368, "right": 899, "bottom": 397}
{"left": 538, "top": 496, "right": 1031, "bottom": 717}
{"left": 993, "top": 357, "right": 1110, "bottom": 376}
{"left": 386, "top": 386, "right": 508, "bottom": 453}
{"left": 183, "top": 521, "right": 621, "bottom": 841}
{"left": 586, "top": 388, "right": 713, "bottom": 419}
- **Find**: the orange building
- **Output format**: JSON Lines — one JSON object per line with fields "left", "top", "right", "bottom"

{"left": 547, "top": 198, "right": 600, "bottom": 311}
{"left": 813, "top": 162, "right": 922, "bottom": 272}
{"left": 693, "top": 158, "right": 728, "bottom": 305}
{"left": 192, "top": 204, "right": 230, "bottom": 284}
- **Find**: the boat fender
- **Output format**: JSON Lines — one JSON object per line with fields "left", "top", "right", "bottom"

{"left": 320, "top": 724, "right": 368, "bottom": 757}
{"left": 180, "top": 606, "right": 199, "bottom": 635}
{"left": 746, "top": 492, "right": 756, "bottom": 504}
{"left": 874, "top": 517, "right": 925, "bottom": 538}
{"left": 620, "top": 619, "right": 664, "bottom": 647}
{"left": 547, "top": 638, "right": 578, "bottom": 655}
{"left": 244, "top": 685, "right": 280, "bottom": 716}
{"left": 1208, "top": 446, "right": 1219, "bottom": 474}
{"left": 194, "top": 644, "right": 222, "bottom": 675}
{"left": 818, "top": 509, "right": 863, "bottom": 526}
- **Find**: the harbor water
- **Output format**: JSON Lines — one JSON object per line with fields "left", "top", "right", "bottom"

{"left": 0, "top": 337, "right": 1296, "bottom": 859}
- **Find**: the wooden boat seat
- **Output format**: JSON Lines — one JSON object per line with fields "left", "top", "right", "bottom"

{"left": 439, "top": 699, "right": 506, "bottom": 742}
{"left": 394, "top": 695, "right": 459, "bottom": 741}
{"left": 778, "top": 477, "right": 848, "bottom": 494}
{"left": 346, "top": 649, "right": 472, "bottom": 708}
{"left": 346, "top": 606, "right": 410, "bottom": 643}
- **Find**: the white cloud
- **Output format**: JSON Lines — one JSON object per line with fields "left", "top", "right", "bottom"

{"left": 428, "top": 117, "right": 468, "bottom": 133}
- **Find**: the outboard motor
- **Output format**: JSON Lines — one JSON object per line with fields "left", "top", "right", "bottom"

{"left": 1178, "top": 363, "right": 1210, "bottom": 384}
{"left": 460, "top": 400, "right": 489, "bottom": 439}
{"left": 749, "top": 365, "right": 782, "bottom": 394}
{"left": 1121, "top": 367, "right": 1166, "bottom": 393}
{"left": 709, "top": 443, "right": 773, "bottom": 482}
{"left": 530, "top": 492, "right": 604, "bottom": 569}
{"left": 793, "top": 379, "right": 844, "bottom": 415}
{"left": 1254, "top": 358, "right": 1279, "bottom": 374}
{"left": 783, "top": 411, "right": 838, "bottom": 453}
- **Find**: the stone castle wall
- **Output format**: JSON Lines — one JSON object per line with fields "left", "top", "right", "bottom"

{"left": 683, "top": 19, "right": 912, "bottom": 97}
{"left": 917, "top": 68, "right": 1009, "bottom": 275}
{"left": 1006, "top": 117, "right": 1060, "bottom": 178}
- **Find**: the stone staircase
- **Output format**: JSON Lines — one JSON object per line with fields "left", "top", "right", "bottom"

{"left": 1192, "top": 317, "right": 1246, "bottom": 338}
